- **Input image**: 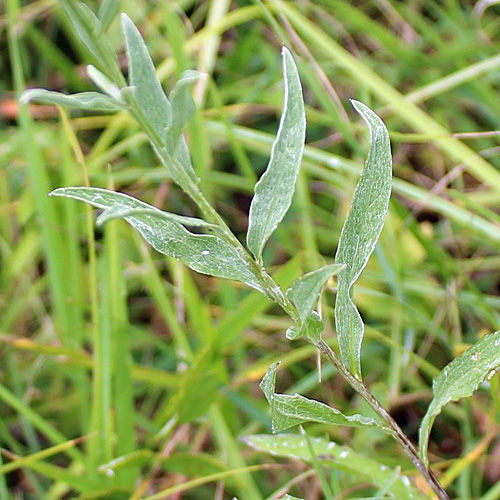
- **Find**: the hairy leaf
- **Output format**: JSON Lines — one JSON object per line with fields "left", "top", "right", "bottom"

{"left": 97, "top": 0, "right": 120, "bottom": 32}
{"left": 419, "top": 330, "right": 500, "bottom": 465}
{"left": 260, "top": 363, "right": 386, "bottom": 433}
{"left": 121, "top": 14, "right": 198, "bottom": 186}
{"left": 243, "top": 434, "right": 426, "bottom": 500}
{"left": 165, "top": 70, "right": 205, "bottom": 178}
{"left": 21, "top": 89, "right": 124, "bottom": 112}
{"left": 59, "top": 0, "right": 119, "bottom": 78}
{"left": 86, "top": 65, "right": 123, "bottom": 102}
{"left": 121, "top": 14, "right": 171, "bottom": 133}
{"left": 285, "top": 264, "right": 345, "bottom": 343}
{"left": 246, "top": 47, "right": 306, "bottom": 262}
{"left": 50, "top": 187, "right": 263, "bottom": 292}
{"left": 335, "top": 101, "right": 392, "bottom": 378}
{"left": 95, "top": 205, "right": 215, "bottom": 229}
{"left": 285, "top": 310, "right": 323, "bottom": 344}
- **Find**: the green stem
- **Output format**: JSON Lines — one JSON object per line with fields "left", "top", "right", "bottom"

{"left": 315, "top": 339, "right": 449, "bottom": 500}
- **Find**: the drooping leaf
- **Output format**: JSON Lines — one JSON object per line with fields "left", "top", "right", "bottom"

{"left": 335, "top": 101, "right": 392, "bottom": 378}
{"left": 50, "top": 187, "right": 263, "bottom": 292}
{"left": 21, "top": 89, "right": 124, "bottom": 112}
{"left": 121, "top": 13, "right": 172, "bottom": 134}
{"left": 260, "top": 363, "right": 387, "bottom": 433}
{"left": 95, "top": 205, "right": 215, "bottom": 229}
{"left": 419, "top": 330, "right": 500, "bottom": 465}
{"left": 246, "top": 47, "right": 306, "bottom": 262}
{"left": 242, "top": 434, "right": 426, "bottom": 500}
{"left": 287, "top": 264, "right": 345, "bottom": 323}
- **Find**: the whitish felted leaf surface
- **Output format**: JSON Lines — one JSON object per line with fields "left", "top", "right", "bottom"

{"left": 50, "top": 187, "right": 263, "bottom": 292}
{"left": 121, "top": 15, "right": 198, "bottom": 186}
{"left": 165, "top": 70, "right": 204, "bottom": 178}
{"left": 122, "top": 14, "right": 171, "bottom": 133}
{"left": 95, "top": 205, "right": 215, "bottom": 229}
{"left": 287, "top": 264, "right": 345, "bottom": 322}
{"left": 260, "top": 363, "right": 385, "bottom": 433}
{"left": 335, "top": 101, "right": 392, "bottom": 378}
{"left": 419, "top": 330, "right": 500, "bottom": 465}
{"left": 21, "top": 89, "right": 124, "bottom": 112}
{"left": 242, "top": 434, "right": 426, "bottom": 500}
{"left": 246, "top": 47, "right": 306, "bottom": 262}
{"left": 87, "top": 65, "right": 122, "bottom": 102}
{"left": 97, "top": 0, "right": 120, "bottom": 32}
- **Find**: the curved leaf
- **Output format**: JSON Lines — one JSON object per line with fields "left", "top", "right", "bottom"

{"left": 287, "top": 264, "right": 345, "bottom": 322}
{"left": 243, "top": 434, "right": 426, "bottom": 500}
{"left": 50, "top": 187, "right": 263, "bottom": 292}
{"left": 260, "top": 363, "right": 387, "bottom": 433}
{"left": 246, "top": 47, "right": 306, "bottom": 262}
{"left": 335, "top": 101, "right": 392, "bottom": 378}
{"left": 21, "top": 89, "right": 124, "bottom": 112}
{"left": 121, "top": 14, "right": 171, "bottom": 133}
{"left": 419, "top": 330, "right": 500, "bottom": 465}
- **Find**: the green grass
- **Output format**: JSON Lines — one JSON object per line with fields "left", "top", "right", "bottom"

{"left": 2, "top": 0, "right": 500, "bottom": 498}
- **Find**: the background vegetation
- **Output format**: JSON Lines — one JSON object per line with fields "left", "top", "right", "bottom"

{"left": 2, "top": 0, "right": 500, "bottom": 498}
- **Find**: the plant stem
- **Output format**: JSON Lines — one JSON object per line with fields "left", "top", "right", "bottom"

{"left": 316, "top": 339, "right": 449, "bottom": 500}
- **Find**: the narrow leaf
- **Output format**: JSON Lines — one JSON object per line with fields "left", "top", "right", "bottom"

{"left": 287, "top": 264, "right": 345, "bottom": 322}
{"left": 95, "top": 205, "right": 215, "bottom": 229}
{"left": 335, "top": 101, "right": 392, "bottom": 378}
{"left": 121, "top": 14, "right": 172, "bottom": 133}
{"left": 246, "top": 47, "right": 306, "bottom": 262}
{"left": 59, "top": 0, "right": 119, "bottom": 78}
{"left": 21, "top": 89, "right": 124, "bottom": 112}
{"left": 50, "top": 187, "right": 263, "bottom": 292}
{"left": 243, "top": 434, "right": 426, "bottom": 500}
{"left": 419, "top": 330, "right": 500, "bottom": 465}
{"left": 167, "top": 70, "right": 205, "bottom": 147}
{"left": 87, "top": 65, "right": 123, "bottom": 102}
{"left": 121, "top": 15, "right": 198, "bottom": 185}
{"left": 98, "top": 0, "right": 121, "bottom": 32}
{"left": 260, "top": 363, "right": 386, "bottom": 433}
{"left": 165, "top": 70, "right": 205, "bottom": 179}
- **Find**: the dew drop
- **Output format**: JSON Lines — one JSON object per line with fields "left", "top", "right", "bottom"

{"left": 488, "top": 369, "right": 497, "bottom": 380}
{"left": 105, "top": 469, "right": 115, "bottom": 477}
{"left": 339, "top": 450, "right": 348, "bottom": 459}
{"left": 472, "top": 352, "right": 480, "bottom": 361}
{"left": 201, "top": 249, "right": 210, "bottom": 256}
{"left": 495, "top": 338, "right": 500, "bottom": 347}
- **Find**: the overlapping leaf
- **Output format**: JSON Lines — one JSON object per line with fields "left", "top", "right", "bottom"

{"left": 260, "top": 363, "right": 386, "bottom": 433}
{"left": 335, "top": 101, "right": 392, "bottom": 378}
{"left": 21, "top": 89, "right": 124, "bottom": 112}
{"left": 50, "top": 187, "right": 263, "bottom": 292}
{"left": 285, "top": 264, "right": 345, "bottom": 343}
{"left": 243, "top": 434, "right": 426, "bottom": 500}
{"left": 419, "top": 330, "right": 500, "bottom": 465}
{"left": 246, "top": 47, "right": 306, "bottom": 262}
